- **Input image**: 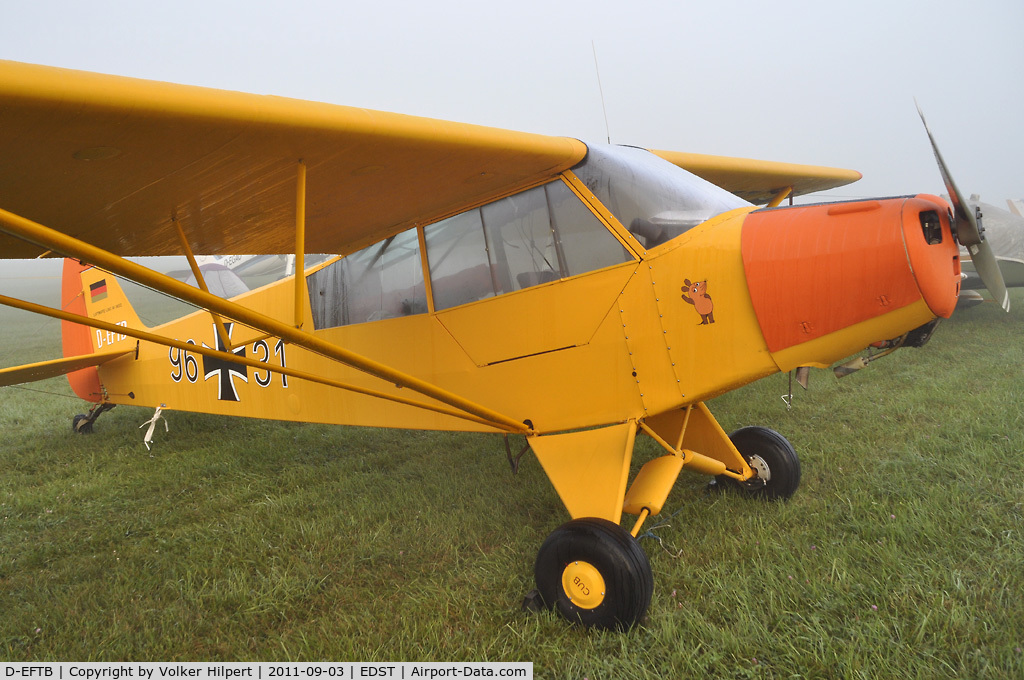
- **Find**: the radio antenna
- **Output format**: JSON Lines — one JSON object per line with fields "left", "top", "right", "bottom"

{"left": 592, "top": 41, "right": 611, "bottom": 144}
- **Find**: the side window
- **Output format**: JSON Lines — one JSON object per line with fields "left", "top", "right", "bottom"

{"left": 307, "top": 226, "right": 426, "bottom": 328}
{"left": 482, "top": 185, "right": 560, "bottom": 291}
{"left": 425, "top": 179, "right": 633, "bottom": 311}
{"left": 423, "top": 209, "right": 499, "bottom": 310}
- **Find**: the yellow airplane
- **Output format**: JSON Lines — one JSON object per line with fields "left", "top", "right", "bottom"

{"left": 0, "top": 61, "right": 1006, "bottom": 630}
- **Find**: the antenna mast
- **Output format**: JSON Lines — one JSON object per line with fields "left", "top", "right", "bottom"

{"left": 592, "top": 41, "right": 611, "bottom": 144}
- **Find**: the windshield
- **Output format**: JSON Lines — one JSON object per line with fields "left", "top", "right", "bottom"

{"left": 572, "top": 145, "right": 750, "bottom": 248}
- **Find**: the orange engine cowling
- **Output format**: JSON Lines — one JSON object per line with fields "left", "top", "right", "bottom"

{"left": 740, "top": 195, "right": 961, "bottom": 354}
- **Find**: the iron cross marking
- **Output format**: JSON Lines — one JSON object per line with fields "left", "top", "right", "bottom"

{"left": 202, "top": 323, "right": 248, "bottom": 402}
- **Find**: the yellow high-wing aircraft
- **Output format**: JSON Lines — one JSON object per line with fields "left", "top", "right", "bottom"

{"left": 0, "top": 61, "right": 1001, "bottom": 630}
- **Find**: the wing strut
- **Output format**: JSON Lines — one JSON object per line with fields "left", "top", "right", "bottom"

{"left": 766, "top": 186, "right": 793, "bottom": 208}
{"left": 294, "top": 160, "right": 306, "bottom": 329}
{"left": 0, "top": 206, "right": 532, "bottom": 435}
{"left": 173, "top": 217, "right": 234, "bottom": 351}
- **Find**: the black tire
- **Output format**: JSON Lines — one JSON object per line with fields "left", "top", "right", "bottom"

{"left": 72, "top": 414, "right": 93, "bottom": 434}
{"left": 717, "top": 426, "right": 800, "bottom": 500}
{"left": 534, "top": 517, "right": 652, "bottom": 630}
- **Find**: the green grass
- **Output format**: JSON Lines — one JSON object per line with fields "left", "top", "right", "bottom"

{"left": 1, "top": 289, "right": 1022, "bottom": 678}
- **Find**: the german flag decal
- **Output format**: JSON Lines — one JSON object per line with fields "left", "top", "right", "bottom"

{"left": 89, "top": 280, "right": 108, "bottom": 303}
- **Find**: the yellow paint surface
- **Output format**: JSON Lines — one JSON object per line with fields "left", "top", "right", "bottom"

{"left": 0, "top": 60, "right": 586, "bottom": 259}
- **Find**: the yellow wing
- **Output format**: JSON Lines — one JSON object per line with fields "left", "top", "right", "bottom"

{"left": 0, "top": 61, "right": 586, "bottom": 259}
{"left": 652, "top": 150, "right": 862, "bottom": 204}
{"left": 0, "top": 61, "right": 862, "bottom": 261}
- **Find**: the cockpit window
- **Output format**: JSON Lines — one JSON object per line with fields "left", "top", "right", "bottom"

{"left": 424, "top": 179, "right": 633, "bottom": 311}
{"left": 307, "top": 171, "right": 651, "bottom": 327}
{"left": 572, "top": 145, "right": 750, "bottom": 248}
{"left": 306, "top": 226, "right": 427, "bottom": 328}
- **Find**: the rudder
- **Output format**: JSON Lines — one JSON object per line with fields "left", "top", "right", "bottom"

{"left": 61, "top": 259, "right": 144, "bottom": 401}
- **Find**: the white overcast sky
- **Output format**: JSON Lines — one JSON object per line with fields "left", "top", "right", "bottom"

{"left": 1, "top": 0, "right": 1021, "bottom": 203}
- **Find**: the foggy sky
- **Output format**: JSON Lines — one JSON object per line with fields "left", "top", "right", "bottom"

{"left": 1, "top": 0, "right": 1021, "bottom": 207}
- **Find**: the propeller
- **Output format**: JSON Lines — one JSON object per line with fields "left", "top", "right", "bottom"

{"left": 916, "top": 102, "right": 1010, "bottom": 311}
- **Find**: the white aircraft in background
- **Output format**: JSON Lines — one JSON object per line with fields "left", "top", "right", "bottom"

{"left": 957, "top": 196, "right": 1024, "bottom": 306}
{"left": 170, "top": 254, "right": 333, "bottom": 298}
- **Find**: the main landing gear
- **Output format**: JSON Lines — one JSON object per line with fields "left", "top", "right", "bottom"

{"left": 526, "top": 413, "right": 801, "bottom": 630}
{"left": 710, "top": 426, "right": 801, "bottom": 500}
{"left": 533, "top": 518, "right": 652, "bottom": 630}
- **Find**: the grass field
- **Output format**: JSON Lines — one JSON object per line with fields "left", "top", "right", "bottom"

{"left": 0, "top": 279, "right": 1022, "bottom": 678}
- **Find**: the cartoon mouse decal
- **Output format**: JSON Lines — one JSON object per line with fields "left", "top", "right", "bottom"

{"left": 682, "top": 278, "right": 715, "bottom": 325}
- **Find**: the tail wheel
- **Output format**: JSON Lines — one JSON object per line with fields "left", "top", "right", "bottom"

{"left": 718, "top": 426, "right": 801, "bottom": 500}
{"left": 71, "top": 403, "right": 114, "bottom": 435}
{"left": 534, "top": 517, "right": 652, "bottom": 630}
{"left": 72, "top": 414, "right": 94, "bottom": 434}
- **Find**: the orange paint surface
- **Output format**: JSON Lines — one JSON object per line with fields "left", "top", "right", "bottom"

{"left": 61, "top": 258, "right": 103, "bottom": 402}
{"left": 741, "top": 196, "right": 959, "bottom": 353}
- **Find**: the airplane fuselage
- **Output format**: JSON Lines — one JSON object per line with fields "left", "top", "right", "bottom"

{"left": 81, "top": 147, "right": 961, "bottom": 437}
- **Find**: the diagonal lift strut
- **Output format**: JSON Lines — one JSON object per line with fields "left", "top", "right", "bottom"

{"left": 0, "top": 205, "right": 532, "bottom": 435}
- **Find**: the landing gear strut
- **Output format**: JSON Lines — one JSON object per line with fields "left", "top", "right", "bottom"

{"left": 72, "top": 402, "right": 115, "bottom": 434}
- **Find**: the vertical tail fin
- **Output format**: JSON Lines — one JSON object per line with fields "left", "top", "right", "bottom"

{"left": 61, "top": 259, "right": 145, "bottom": 400}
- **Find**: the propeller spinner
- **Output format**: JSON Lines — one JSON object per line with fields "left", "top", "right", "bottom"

{"left": 917, "top": 102, "right": 1010, "bottom": 311}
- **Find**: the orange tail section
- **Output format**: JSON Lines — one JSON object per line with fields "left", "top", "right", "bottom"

{"left": 61, "top": 259, "right": 144, "bottom": 401}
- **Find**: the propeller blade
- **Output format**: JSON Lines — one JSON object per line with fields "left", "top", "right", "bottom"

{"left": 916, "top": 102, "right": 1009, "bottom": 311}
{"left": 916, "top": 102, "right": 979, "bottom": 244}
{"left": 966, "top": 238, "right": 1010, "bottom": 311}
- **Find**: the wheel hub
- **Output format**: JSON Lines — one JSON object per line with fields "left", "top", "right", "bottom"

{"left": 748, "top": 453, "right": 771, "bottom": 481}
{"left": 561, "top": 560, "right": 606, "bottom": 610}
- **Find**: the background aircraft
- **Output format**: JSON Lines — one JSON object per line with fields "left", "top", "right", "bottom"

{"left": 958, "top": 196, "right": 1024, "bottom": 297}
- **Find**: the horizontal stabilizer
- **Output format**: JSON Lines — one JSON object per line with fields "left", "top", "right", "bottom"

{"left": 0, "top": 349, "right": 132, "bottom": 387}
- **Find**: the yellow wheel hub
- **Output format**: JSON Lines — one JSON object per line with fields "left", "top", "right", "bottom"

{"left": 561, "top": 560, "right": 606, "bottom": 609}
